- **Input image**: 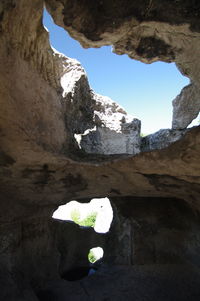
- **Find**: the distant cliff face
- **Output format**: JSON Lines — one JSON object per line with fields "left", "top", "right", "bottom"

{"left": 0, "top": 0, "right": 200, "bottom": 300}
{"left": 58, "top": 52, "right": 142, "bottom": 155}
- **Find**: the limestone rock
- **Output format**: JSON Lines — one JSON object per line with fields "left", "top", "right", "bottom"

{"left": 92, "top": 93, "right": 132, "bottom": 132}
{"left": 58, "top": 52, "right": 95, "bottom": 136}
{"left": 172, "top": 84, "right": 200, "bottom": 129}
{"left": 53, "top": 50, "right": 141, "bottom": 155}
{"left": 79, "top": 93, "right": 141, "bottom": 155}
{"left": 141, "top": 128, "right": 188, "bottom": 152}
{"left": 1, "top": 0, "right": 200, "bottom": 300}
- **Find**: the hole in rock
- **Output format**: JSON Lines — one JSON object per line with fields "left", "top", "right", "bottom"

{"left": 88, "top": 247, "right": 104, "bottom": 264}
{"left": 60, "top": 247, "right": 104, "bottom": 282}
{"left": 43, "top": 9, "right": 189, "bottom": 135}
{"left": 52, "top": 197, "right": 113, "bottom": 233}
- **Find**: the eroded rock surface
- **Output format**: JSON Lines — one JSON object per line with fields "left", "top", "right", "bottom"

{"left": 52, "top": 49, "right": 141, "bottom": 155}
{"left": 141, "top": 128, "right": 188, "bottom": 152}
{"left": 172, "top": 84, "right": 200, "bottom": 129}
{"left": 80, "top": 93, "right": 141, "bottom": 155}
{"left": 0, "top": 0, "right": 200, "bottom": 300}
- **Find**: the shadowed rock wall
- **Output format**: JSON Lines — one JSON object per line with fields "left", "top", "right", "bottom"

{"left": 0, "top": 217, "right": 104, "bottom": 300}
{"left": 108, "top": 197, "right": 200, "bottom": 266}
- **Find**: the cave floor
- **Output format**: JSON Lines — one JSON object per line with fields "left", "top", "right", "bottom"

{"left": 37, "top": 264, "right": 200, "bottom": 301}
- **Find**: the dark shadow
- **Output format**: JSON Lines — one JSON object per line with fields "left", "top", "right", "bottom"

{"left": 37, "top": 290, "right": 57, "bottom": 301}
{"left": 61, "top": 266, "right": 92, "bottom": 281}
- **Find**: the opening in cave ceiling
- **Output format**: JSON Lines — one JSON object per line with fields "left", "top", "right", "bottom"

{"left": 43, "top": 9, "right": 191, "bottom": 136}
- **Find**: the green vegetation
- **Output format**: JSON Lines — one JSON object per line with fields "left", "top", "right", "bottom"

{"left": 88, "top": 249, "right": 97, "bottom": 263}
{"left": 70, "top": 209, "right": 97, "bottom": 227}
{"left": 140, "top": 133, "right": 148, "bottom": 137}
{"left": 70, "top": 208, "right": 81, "bottom": 224}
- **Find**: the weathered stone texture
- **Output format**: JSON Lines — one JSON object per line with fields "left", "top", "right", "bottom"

{"left": 79, "top": 93, "right": 141, "bottom": 154}
{"left": 1, "top": 0, "right": 200, "bottom": 300}
{"left": 110, "top": 197, "right": 200, "bottom": 266}
{"left": 172, "top": 84, "right": 200, "bottom": 129}
{"left": 141, "top": 128, "right": 188, "bottom": 152}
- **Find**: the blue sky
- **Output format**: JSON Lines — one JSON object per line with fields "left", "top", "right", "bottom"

{"left": 43, "top": 9, "right": 189, "bottom": 134}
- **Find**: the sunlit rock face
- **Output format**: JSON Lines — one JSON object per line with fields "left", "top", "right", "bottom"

{"left": 80, "top": 93, "right": 141, "bottom": 155}
{"left": 172, "top": 84, "right": 200, "bottom": 129}
{"left": 53, "top": 49, "right": 141, "bottom": 155}
{"left": 0, "top": 0, "right": 200, "bottom": 300}
{"left": 141, "top": 128, "right": 188, "bottom": 152}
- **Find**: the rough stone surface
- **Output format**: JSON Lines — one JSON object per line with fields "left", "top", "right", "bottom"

{"left": 1, "top": 0, "right": 200, "bottom": 300}
{"left": 109, "top": 197, "right": 200, "bottom": 266}
{"left": 0, "top": 217, "right": 105, "bottom": 300}
{"left": 172, "top": 84, "right": 200, "bottom": 129}
{"left": 59, "top": 53, "right": 95, "bottom": 137}
{"left": 80, "top": 93, "right": 141, "bottom": 154}
{"left": 36, "top": 265, "right": 200, "bottom": 301}
{"left": 51, "top": 49, "right": 141, "bottom": 155}
{"left": 141, "top": 128, "right": 188, "bottom": 152}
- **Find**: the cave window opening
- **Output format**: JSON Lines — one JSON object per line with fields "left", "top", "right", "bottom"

{"left": 52, "top": 198, "right": 110, "bottom": 281}
{"left": 60, "top": 247, "right": 104, "bottom": 281}
{"left": 52, "top": 197, "right": 113, "bottom": 233}
{"left": 42, "top": 9, "right": 190, "bottom": 136}
{"left": 88, "top": 247, "right": 104, "bottom": 264}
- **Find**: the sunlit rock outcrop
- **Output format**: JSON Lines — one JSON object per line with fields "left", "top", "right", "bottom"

{"left": 172, "top": 84, "right": 200, "bottom": 129}
{"left": 80, "top": 93, "right": 141, "bottom": 155}
{"left": 141, "top": 128, "right": 188, "bottom": 152}
{"left": 56, "top": 49, "right": 141, "bottom": 155}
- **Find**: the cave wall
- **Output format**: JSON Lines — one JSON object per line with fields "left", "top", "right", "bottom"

{"left": 0, "top": 0, "right": 200, "bottom": 214}
{"left": 0, "top": 216, "right": 105, "bottom": 300}
{"left": 0, "top": 0, "right": 200, "bottom": 300}
{"left": 108, "top": 197, "right": 200, "bottom": 266}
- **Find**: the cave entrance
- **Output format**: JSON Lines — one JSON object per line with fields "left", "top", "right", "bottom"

{"left": 43, "top": 9, "right": 190, "bottom": 136}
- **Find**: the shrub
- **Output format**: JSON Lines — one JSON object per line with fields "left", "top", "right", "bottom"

{"left": 70, "top": 209, "right": 81, "bottom": 224}
{"left": 71, "top": 209, "right": 97, "bottom": 228}
{"left": 88, "top": 250, "right": 97, "bottom": 263}
{"left": 80, "top": 212, "right": 97, "bottom": 227}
